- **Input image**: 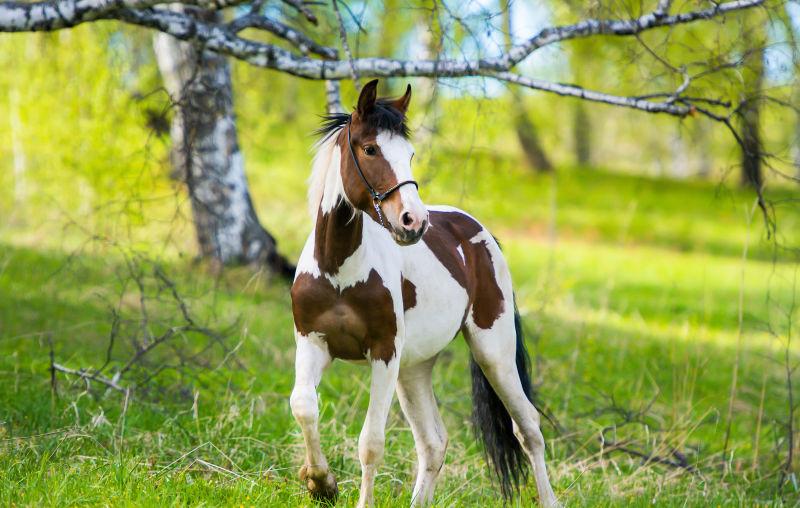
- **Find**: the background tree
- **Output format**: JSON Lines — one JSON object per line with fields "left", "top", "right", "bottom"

{"left": 2, "top": 2, "right": 800, "bottom": 505}
{"left": 153, "top": 6, "right": 293, "bottom": 275}
{"left": 738, "top": 12, "right": 767, "bottom": 188}
{"left": 504, "top": 0, "right": 553, "bottom": 173}
{"left": 0, "top": 0, "right": 794, "bottom": 240}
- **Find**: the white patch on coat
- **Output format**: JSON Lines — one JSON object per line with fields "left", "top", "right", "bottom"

{"left": 456, "top": 245, "right": 465, "bottom": 264}
{"left": 375, "top": 131, "right": 426, "bottom": 221}
{"left": 328, "top": 217, "right": 402, "bottom": 292}
{"left": 294, "top": 230, "right": 321, "bottom": 279}
{"left": 399, "top": 238, "right": 469, "bottom": 366}
{"left": 426, "top": 204, "right": 479, "bottom": 217}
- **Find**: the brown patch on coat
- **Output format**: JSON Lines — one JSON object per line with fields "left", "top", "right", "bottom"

{"left": 313, "top": 201, "right": 362, "bottom": 275}
{"left": 422, "top": 211, "right": 505, "bottom": 329}
{"left": 401, "top": 277, "right": 417, "bottom": 312}
{"left": 334, "top": 121, "right": 401, "bottom": 230}
{"left": 291, "top": 269, "right": 398, "bottom": 363}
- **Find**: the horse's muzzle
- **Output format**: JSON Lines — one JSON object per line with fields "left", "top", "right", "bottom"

{"left": 392, "top": 219, "right": 428, "bottom": 246}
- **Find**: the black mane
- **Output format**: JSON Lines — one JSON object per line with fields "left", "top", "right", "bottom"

{"left": 315, "top": 99, "right": 410, "bottom": 141}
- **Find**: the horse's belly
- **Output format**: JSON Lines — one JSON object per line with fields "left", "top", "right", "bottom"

{"left": 400, "top": 245, "right": 469, "bottom": 366}
{"left": 402, "top": 309, "right": 464, "bottom": 366}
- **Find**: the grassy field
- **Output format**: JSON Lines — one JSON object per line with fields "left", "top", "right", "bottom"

{"left": 1, "top": 163, "right": 799, "bottom": 506}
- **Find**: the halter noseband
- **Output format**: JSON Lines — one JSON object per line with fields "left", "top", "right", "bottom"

{"left": 346, "top": 120, "right": 418, "bottom": 227}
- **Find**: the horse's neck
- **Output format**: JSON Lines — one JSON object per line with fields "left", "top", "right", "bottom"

{"left": 313, "top": 200, "right": 365, "bottom": 275}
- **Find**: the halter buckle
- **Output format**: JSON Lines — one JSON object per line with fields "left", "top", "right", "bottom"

{"left": 372, "top": 197, "right": 385, "bottom": 226}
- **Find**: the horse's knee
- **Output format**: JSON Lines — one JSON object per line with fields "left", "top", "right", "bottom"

{"left": 424, "top": 434, "right": 448, "bottom": 472}
{"left": 514, "top": 421, "right": 546, "bottom": 459}
{"left": 359, "top": 428, "right": 386, "bottom": 466}
{"left": 290, "top": 387, "right": 317, "bottom": 424}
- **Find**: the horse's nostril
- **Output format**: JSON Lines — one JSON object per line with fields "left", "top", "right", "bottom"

{"left": 401, "top": 211, "right": 414, "bottom": 227}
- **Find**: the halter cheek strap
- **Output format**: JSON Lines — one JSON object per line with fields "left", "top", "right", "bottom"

{"left": 346, "top": 120, "right": 418, "bottom": 227}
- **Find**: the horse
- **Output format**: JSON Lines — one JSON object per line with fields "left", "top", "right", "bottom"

{"left": 290, "top": 79, "right": 558, "bottom": 507}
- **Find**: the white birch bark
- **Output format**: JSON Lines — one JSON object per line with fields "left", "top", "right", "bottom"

{"left": 154, "top": 7, "right": 292, "bottom": 274}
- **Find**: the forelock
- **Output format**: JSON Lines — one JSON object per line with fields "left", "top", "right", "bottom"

{"left": 363, "top": 100, "right": 410, "bottom": 138}
{"left": 314, "top": 99, "right": 410, "bottom": 140}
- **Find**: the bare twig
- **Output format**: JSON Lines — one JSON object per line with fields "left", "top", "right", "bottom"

{"left": 280, "top": 0, "right": 318, "bottom": 25}
{"left": 154, "top": 265, "right": 194, "bottom": 325}
{"left": 48, "top": 333, "right": 57, "bottom": 397}
{"left": 602, "top": 439, "right": 698, "bottom": 473}
{"left": 96, "top": 307, "right": 121, "bottom": 375}
{"left": 52, "top": 363, "right": 130, "bottom": 394}
{"left": 331, "top": 0, "right": 358, "bottom": 88}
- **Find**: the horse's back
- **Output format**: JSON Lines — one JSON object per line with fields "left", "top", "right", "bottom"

{"left": 400, "top": 205, "right": 513, "bottom": 365}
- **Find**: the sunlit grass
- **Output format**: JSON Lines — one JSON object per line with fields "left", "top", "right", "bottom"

{"left": 1, "top": 166, "right": 799, "bottom": 506}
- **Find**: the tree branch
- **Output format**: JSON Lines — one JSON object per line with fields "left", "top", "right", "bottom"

{"left": 504, "top": 0, "right": 764, "bottom": 67}
{"left": 0, "top": 0, "right": 764, "bottom": 120}
{"left": 330, "top": 0, "right": 358, "bottom": 87}
{"left": 489, "top": 71, "right": 691, "bottom": 116}
{"left": 0, "top": 0, "right": 248, "bottom": 31}
{"left": 227, "top": 13, "right": 335, "bottom": 58}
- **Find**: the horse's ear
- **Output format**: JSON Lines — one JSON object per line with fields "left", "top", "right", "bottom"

{"left": 357, "top": 79, "right": 379, "bottom": 117}
{"left": 393, "top": 84, "right": 412, "bottom": 115}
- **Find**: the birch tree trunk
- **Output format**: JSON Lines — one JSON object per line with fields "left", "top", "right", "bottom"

{"left": 153, "top": 7, "right": 293, "bottom": 277}
{"left": 738, "top": 15, "right": 765, "bottom": 188}
{"left": 788, "top": 8, "right": 800, "bottom": 180}
{"left": 794, "top": 100, "right": 800, "bottom": 180}
{"left": 572, "top": 100, "right": 592, "bottom": 167}
{"left": 669, "top": 127, "right": 689, "bottom": 179}
{"left": 694, "top": 121, "right": 713, "bottom": 178}
{"left": 414, "top": 2, "right": 442, "bottom": 145}
{"left": 571, "top": 38, "right": 593, "bottom": 167}
{"left": 505, "top": 0, "right": 553, "bottom": 173}
{"left": 515, "top": 110, "right": 554, "bottom": 172}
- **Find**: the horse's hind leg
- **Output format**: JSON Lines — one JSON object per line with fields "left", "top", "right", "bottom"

{"left": 397, "top": 357, "right": 447, "bottom": 507}
{"left": 465, "top": 314, "right": 558, "bottom": 507}
{"left": 290, "top": 333, "right": 338, "bottom": 501}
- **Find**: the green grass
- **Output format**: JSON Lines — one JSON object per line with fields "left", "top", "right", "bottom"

{"left": 1, "top": 166, "right": 799, "bottom": 506}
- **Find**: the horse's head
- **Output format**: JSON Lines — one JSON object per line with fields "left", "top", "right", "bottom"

{"left": 340, "top": 79, "right": 428, "bottom": 246}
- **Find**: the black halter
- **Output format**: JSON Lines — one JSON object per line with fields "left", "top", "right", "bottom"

{"left": 346, "top": 120, "right": 418, "bottom": 227}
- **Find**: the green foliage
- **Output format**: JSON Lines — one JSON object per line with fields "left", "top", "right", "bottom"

{"left": 2, "top": 165, "right": 799, "bottom": 505}
{"left": 0, "top": 25, "right": 170, "bottom": 232}
{"left": 1, "top": 4, "right": 799, "bottom": 504}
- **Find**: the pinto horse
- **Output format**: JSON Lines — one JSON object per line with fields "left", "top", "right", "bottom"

{"left": 290, "top": 80, "right": 558, "bottom": 507}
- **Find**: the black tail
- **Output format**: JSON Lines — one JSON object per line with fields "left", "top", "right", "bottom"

{"left": 470, "top": 301, "right": 533, "bottom": 499}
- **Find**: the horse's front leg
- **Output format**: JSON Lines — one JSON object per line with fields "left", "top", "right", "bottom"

{"left": 290, "top": 333, "right": 338, "bottom": 501}
{"left": 357, "top": 352, "right": 401, "bottom": 508}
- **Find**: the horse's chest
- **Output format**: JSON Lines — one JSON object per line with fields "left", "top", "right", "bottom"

{"left": 291, "top": 269, "right": 398, "bottom": 363}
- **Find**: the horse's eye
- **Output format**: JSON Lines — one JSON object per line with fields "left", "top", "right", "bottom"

{"left": 363, "top": 145, "right": 377, "bottom": 156}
